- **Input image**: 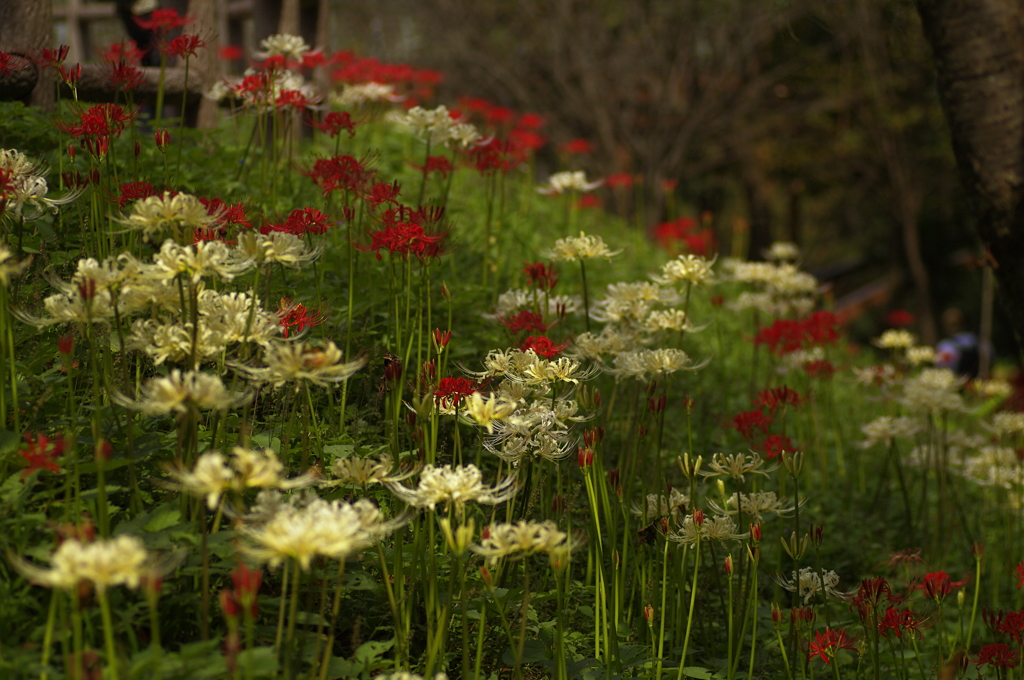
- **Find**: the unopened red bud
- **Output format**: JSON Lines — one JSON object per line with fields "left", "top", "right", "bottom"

{"left": 551, "top": 495, "right": 565, "bottom": 513}
{"left": 750, "top": 522, "right": 762, "bottom": 543}
{"left": 637, "top": 425, "right": 647, "bottom": 438}
{"left": 646, "top": 379, "right": 659, "bottom": 398}
{"left": 441, "top": 283, "right": 451, "bottom": 300}
{"left": 95, "top": 439, "right": 112, "bottom": 461}
{"left": 67, "top": 143, "right": 76, "bottom": 160}
{"left": 577, "top": 447, "right": 594, "bottom": 469}
{"left": 480, "top": 566, "right": 492, "bottom": 587}
{"left": 643, "top": 604, "right": 654, "bottom": 623}
{"left": 692, "top": 509, "right": 704, "bottom": 526}
{"left": 810, "top": 524, "right": 824, "bottom": 548}
{"left": 594, "top": 391, "right": 601, "bottom": 407}
{"left": 972, "top": 542, "right": 984, "bottom": 559}
{"left": 154, "top": 129, "right": 170, "bottom": 149}
{"left": 134, "top": 140, "right": 142, "bottom": 157}
{"left": 683, "top": 396, "right": 695, "bottom": 413}
{"left": 724, "top": 555, "right": 734, "bottom": 575}
{"left": 608, "top": 468, "right": 620, "bottom": 488}
{"left": 58, "top": 333, "right": 74, "bottom": 356}
{"left": 432, "top": 328, "right": 451, "bottom": 349}
{"left": 220, "top": 589, "right": 241, "bottom": 619}
{"left": 89, "top": 167, "right": 100, "bottom": 185}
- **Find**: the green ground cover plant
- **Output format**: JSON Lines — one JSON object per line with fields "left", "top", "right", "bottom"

{"left": 1, "top": 25, "right": 1023, "bottom": 680}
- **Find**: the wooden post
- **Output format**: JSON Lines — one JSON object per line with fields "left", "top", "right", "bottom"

{"left": 187, "top": 0, "right": 220, "bottom": 128}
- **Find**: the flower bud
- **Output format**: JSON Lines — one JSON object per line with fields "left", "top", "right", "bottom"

{"left": 809, "top": 523, "right": 824, "bottom": 549}
{"left": 220, "top": 589, "right": 240, "bottom": 619}
{"left": 972, "top": 542, "right": 984, "bottom": 560}
{"left": 692, "top": 509, "right": 704, "bottom": 526}
{"left": 781, "top": 450, "right": 804, "bottom": 478}
{"left": 66, "top": 143, "right": 76, "bottom": 160}
{"left": 134, "top": 140, "right": 142, "bottom": 157}
{"left": 771, "top": 603, "right": 783, "bottom": 627}
{"left": 724, "top": 555, "right": 734, "bottom": 576}
{"left": 551, "top": 495, "right": 566, "bottom": 513}
{"left": 750, "top": 522, "right": 762, "bottom": 543}
{"left": 480, "top": 566, "right": 492, "bottom": 587}
{"left": 58, "top": 333, "right": 74, "bottom": 356}
{"left": 643, "top": 604, "right": 655, "bottom": 624}
{"left": 441, "top": 282, "right": 451, "bottom": 300}
{"left": 577, "top": 447, "right": 594, "bottom": 469}
{"left": 608, "top": 468, "right": 620, "bottom": 488}
{"left": 432, "top": 328, "right": 451, "bottom": 352}
{"left": 781, "top": 531, "right": 809, "bottom": 561}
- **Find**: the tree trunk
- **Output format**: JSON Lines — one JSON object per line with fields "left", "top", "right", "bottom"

{"left": 915, "top": 0, "right": 1024, "bottom": 345}
{"left": 0, "top": 0, "right": 53, "bottom": 111}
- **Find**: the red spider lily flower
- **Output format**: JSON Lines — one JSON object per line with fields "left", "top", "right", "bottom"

{"left": 500, "top": 310, "right": 548, "bottom": 335}
{"left": 803, "top": 310, "right": 842, "bottom": 346}
{"left": 231, "top": 563, "right": 262, "bottom": 618}
{"left": 414, "top": 155, "right": 453, "bottom": 179}
{"left": 0, "top": 52, "right": 29, "bottom": 79}
{"left": 58, "top": 334, "right": 74, "bottom": 356}
{"left": 914, "top": 572, "right": 968, "bottom": 602}
{"left": 754, "top": 318, "right": 806, "bottom": 355}
{"left": 878, "top": 607, "right": 927, "bottom": 640}
{"left": 873, "top": 548, "right": 926, "bottom": 573}
{"left": 434, "top": 377, "right": 477, "bottom": 409}
{"left": 662, "top": 178, "right": 679, "bottom": 192}
{"left": 974, "top": 643, "right": 1020, "bottom": 670}
{"left": 523, "top": 262, "right": 558, "bottom": 291}
{"left": 311, "top": 111, "right": 359, "bottom": 138}
{"left": 653, "top": 217, "right": 696, "bottom": 241}
{"left": 301, "top": 50, "right": 326, "bottom": 69}
{"left": 117, "top": 181, "right": 158, "bottom": 208}
{"left": 57, "top": 103, "right": 138, "bottom": 141}
{"left": 199, "top": 197, "right": 251, "bottom": 230}
{"left": 508, "top": 128, "right": 546, "bottom": 153}
{"left": 683, "top": 229, "right": 716, "bottom": 257}
{"left": 219, "top": 45, "right": 243, "bottom": 61}
{"left": 999, "top": 611, "right": 1024, "bottom": 643}
{"left": 729, "top": 409, "right": 772, "bottom": 442}
{"left": 807, "top": 627, "right": 857, "bottom": 665}
{"left": 135, "top": 8, "right": 193, "bottom": 33}
{"left": 605, "top": 172, "right": 633, "bottom": 189}
{"left": 277, "top": 207, "right": 331, "bottom": 236}
{"left": 358, "top": 220, "right": 448, "bottom": 262}
{"left": 803, "top": 359, "right": 835, "bottom": 380}
{"left": 887, "top": 309, "right": 915, "bottom": 327}
{"left": 101, "top": 40, "right": 144, "bottom": 66}
{"left": 521, "top": 335, "right": 570, "bottom": 358}
{"left": 56, "top": 63, "right": 83, "bottom": 87}
{"left": 560, "top": 138, "right": 592, "bottom": 155}
{"left": 41, "top": 45, "right": 70, "bottom": 69}
{"left": 754, "top": 386, "right": 804, "bottom": 413}
{"left": 760, "top": 434, "right": 797, "bottom": 460}
{"left": 275, "top": 89, "right": 315, "bottom": 111}
{"left": 306, "top": 154, "right": 376, "bottom": 196}
{"left": 850, "top": 577, "right": 904, "bottom": 621}
{"left": 277, "top": 299, "right": 328, "bottom": 338}
{"left": 517, "top": 112, "right": 545, "bottom": 129}
{"left": 576, "top": 194, "right": 602, "bottom": 210}
{"left": 109, "top": 62, "right": 145, "bottom": 91}
{"left": 20, "top": 432, "right": 65, "bottom": 479}
{"left": 166, "top": 34, "right": 207, "bottom": 59}
{"left": 364, "top": 180, "right": 402, "bottom": 207}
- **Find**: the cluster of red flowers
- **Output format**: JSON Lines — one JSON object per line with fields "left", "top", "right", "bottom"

{"left": 652, "top": 216, "right": 716, "bottom": 257}
{"left": 57, "top": 104, "right": 139, "bottom": 157}
{"left": 117, "top": 180, "right": 158, "bottom": 208}
{"left": 520, "top": 335, "right": 569, "bottom": 358}
{"left": 806, "top": 627, "right": 857, "bottom": 665}
{"left": 433, "top": 376, "right": 477, "bottom": 409}
{"left": 523, "top": 262, "right": 558, "bottom": 291}
{"left": 913, "top": 571, "right": 968, "bottom": 602}
{"left": 728, "top": 386, "right": 802, "bottom": 458}
{"left": 277, "top": 299, "right": 327, "bottom": 338}
{"left": 310, "top": 111, "right": 360, "bottom": 139}
{"left": 887, "top": 308, "right": 916, "bottom": 327}
{"left": 500, "top": 310, "right": 548, "bottom": 335}
{"left": 358, "top": 204, "right": 448, "bottom": 262}
{"left": 330, "top": 52, "right": 443, "bottom": 103}
{"left": 262, "top": 207, "right": 332, "bottom": 236}
{"left": 306, "top": 153, "right": 377, "bottom": 197}
{"left": 20, "top": 432, "right": 64, "bottom": 479}
{"left": 754, "top": 310, "right": 842, "bottom": 356}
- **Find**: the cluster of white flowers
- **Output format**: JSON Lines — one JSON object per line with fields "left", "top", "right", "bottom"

{"left": 13, "top": 536, "right": 150, "bottom": 593}
{"left": 167, "top": 447, "right": 318, "bottom": 509}
{"left": 859, "top": 416, "right": 923, "bottom": 448}
{"left": 393, "top": 105, "right": 482, "bottom": 148}
{"left": 774, "top": 567, "right": 844, "bottom": 604}
{"left": 708, "top": 491, "right": 797, "bottom": 521}
{"left": 333, "top": 82, "right": 402, "bottom": 107}
{"left": 668, "top": 513, "right": 748, "bottom": 547}
{"left": 541, "top": 232, "right": 621, "bottom": 261}
{"left": 722, "top": 254, "right": 819, "bottom": 316}
{"left": 481, "top": 288, "right": 582, "bottom": 321}
{"left": 386, "top": 464, "right": 519, "bottom": 511}
{"left": 901, "top": 368, "right": 965, "bottom": 413}
{"left": 873, "top": 329, "right": 917, "bottom": 350}
{"left": 0, "top": 148, "right": 82, "bottom": 219}
{"left": 536, "top": 171, "right": 603, "bottom": 195}
{"left": 632, "top": 489, "right": 690, "bottom": 520}
{"left": 471, "top": 520, "right": 579, "bottom": 564}
{"left": 242, "top": 495, "right": 398, "bottom": 570}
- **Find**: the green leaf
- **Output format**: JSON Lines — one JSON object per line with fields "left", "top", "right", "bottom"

{"left": 681, "top": 667, "right": 714, "bottom": 679}
{"left": 144, "top": 504, "right": 183, "bottom": 532}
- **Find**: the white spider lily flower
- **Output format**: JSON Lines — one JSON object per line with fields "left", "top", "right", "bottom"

{"left": 236, "top": 230, "right": 322, "bottom": 268}
{"left": 471, "top": 520, "right": 580, "bottom": 564}
{"left": 385, "top": 464, "right": 518, "bottom": 511}
{"left": 117, "top": 191, "right": 219, "bottom": 242}
{"left": 116, "top": 370, "right": 248, "bottom": 415}
{"left": 152, "top": 239, "right": 252, "bottom": 284}
{"left": 608, "top": 348, "right": 710, "bottom": 382}
{"left": 651, "top": 254, "right": 717, "bottom": 286}
{"left": 874, "top": 329, "right": 917, "bottom": 350}
{"left": 462, "top": 392, "right": 517, "bottom": 433}
{"left": 541, "top": 231, "right": 621, "bottom": 260}
{"left": 12, "top": 536, "right": 149, "bottom": 593}
{"left": 774, "top": 567, "right": 845, "bottom": 604}
{"left": 236, "top": 340, "right": 366, "bottom": 388}
{"left": 537, "top": 171, "right": 603, "bottom": 195}
{"left": 668, "top": 513, "right": 748, "bottom": 547}
{"left": 253, "top": 33, "right": 310, "bottom": 60}
{"left": 0, "top": 243, "right": 29, "bottom": 287}
{"left": 859, "top": 416, "right": 923, "bottom": 448}
{"left": 701, "top": 452, "right": 773, "bottom": 482}
{"left": 333, "top": 82, "right": 402, "bottom": 107}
